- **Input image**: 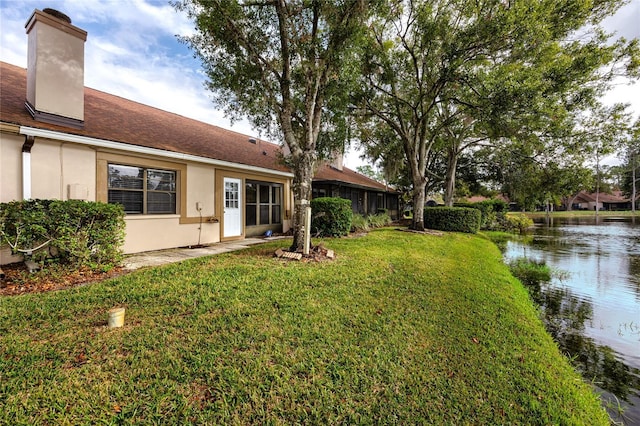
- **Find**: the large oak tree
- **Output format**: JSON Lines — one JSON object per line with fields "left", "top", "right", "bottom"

{"left": 355, "top": 0, "right": 638, "bottom": 229}
{"left": 175, "top": 0, "right": 372, "bottom": 251}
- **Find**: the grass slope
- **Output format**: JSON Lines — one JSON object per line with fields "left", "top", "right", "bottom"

{"left": 0, "top": 229, "right": 608, "bottom": 424}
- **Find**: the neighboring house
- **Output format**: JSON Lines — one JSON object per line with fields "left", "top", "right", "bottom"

{"left": 1, "top": 9, "right": 296, "bottom": 264}
{"left": 312, "top": 160, "right": 400, "bottom": 219}
{"left": 568, "top": 191, "right": 632, "bottom": 211}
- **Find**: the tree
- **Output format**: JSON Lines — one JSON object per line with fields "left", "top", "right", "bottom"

{"left": 175, "top": 0, "right": 372, "bottom": 251}
{"left": 356, "top": 165, "right": 385, "bottom": 183}
{"left": 354, "top": 0, "right": 639, "bottom": 228}
{"left": 619, "top": 119, "right": 640, "bottom": 213}
{"left": 572, "top": 103, "right": 632, "bottom": 216}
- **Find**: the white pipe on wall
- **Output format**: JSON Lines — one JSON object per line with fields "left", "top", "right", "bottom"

{"left": 21, "top": 135, "right": 35, "bottom": 200}
{"left": 22, "top": 151, "right": 31, "bottom": 199}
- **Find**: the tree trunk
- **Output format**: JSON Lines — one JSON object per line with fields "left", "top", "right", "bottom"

{"left": 595, "top": 152, "right": 600, "bottom": 219}
{"left": 633, "top": 152, "right": 637, "bottom": 214}
{"left": 444, "top": 149, "right": 458, "bottom": 207}
{"left": 565, "top": 193, "right": 580, "bottom": 211}
{"left": 290, "top": 150, "right": 316, "bottom": 252}
{"left": 411, "top": 183, "right": 427, "bottom": 231}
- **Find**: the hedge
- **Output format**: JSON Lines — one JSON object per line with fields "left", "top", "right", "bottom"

{"left": 311, "top": 197, "right": 353, "bottom": 237}
{"left": 0, "top": 199, "right": 125, "bottom": 269}
{"left": 455, "top": 199, "right": 509, "bottom": 230}
{"left": 424, "top": 207, "right": 481, "bottom": 233}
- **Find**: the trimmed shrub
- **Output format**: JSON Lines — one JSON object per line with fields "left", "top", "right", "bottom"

{"left": 0, "top": 199, "right": 125, "bottom": 269}
{"left": 424, "top": 207, "right": 481, "bottom": 233}
{"left": 504, "top": 213, "right": 534, "bottom": 234}
{"left": 455, "top": 199, "right": 509, "bottom": 230}
{"left": 311, "top": 197, "right": 353, "bottom": 237}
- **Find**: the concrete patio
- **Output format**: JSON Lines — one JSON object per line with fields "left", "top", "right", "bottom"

{"left": 122, "top": 236, "right": 289, "bottom": 270}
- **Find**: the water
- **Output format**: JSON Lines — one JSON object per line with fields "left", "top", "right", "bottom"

{"left": 503, "top": 216, "right": 640, "bottom": 425}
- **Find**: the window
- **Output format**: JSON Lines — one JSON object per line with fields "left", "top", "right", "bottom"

{"left": 108, "top": 164, "right": 176, "bottom": 214}
{"left": 225, "top": 180, "right": 239, "bottom": 209}
{"left": 245, "top": 181, "right": 282, "bottom": 226}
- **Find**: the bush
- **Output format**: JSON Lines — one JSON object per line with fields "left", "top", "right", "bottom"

{"left": 351, "top": 212, "right": 392, "bottom": 233}
{"left": 311, "top": 197, "right": 353, "bottom": 237}
{"left": 368, "top": 212, "right": 392, "bottom": 228}
{"left": 455, "top": 199, "right": 509, "bottom": 230}
{"left": 424, "top": 207, "right": 481, "bottom": 233}
{"left": 504, "top": 213, "right": 534, "bottom": 234}
{"left": 0, "top": 199, "right": 125, "bottom": 269}
{"left": 509, "top": 258, "right": 551, "bottom": 287}
{"left": 351, "top": 214, "right": 370, "bottom": 232}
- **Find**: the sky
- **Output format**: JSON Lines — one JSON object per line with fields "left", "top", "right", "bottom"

{"left": 1, "top": 0, "right": 639, "bottom": 169}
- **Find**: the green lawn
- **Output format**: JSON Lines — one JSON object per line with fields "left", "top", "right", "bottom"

{"left": 0, "top": 229, "right": 608, "bottom": 424}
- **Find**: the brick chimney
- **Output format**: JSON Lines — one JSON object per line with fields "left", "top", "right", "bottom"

{"left": 25, "top": 9, "right": 87, "bottom": 129}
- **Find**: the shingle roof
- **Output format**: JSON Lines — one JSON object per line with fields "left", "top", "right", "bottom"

{"left": 0, "top": 61, "right": 288, "bottom": 173}
{"left": 1, "top": 61, "right": 393, "bottom": 193}
{"left": 574, "top": 190, "right": 632, "bottom": 203}
{"left": 313, "top": 164, "right": 392, "bottom": 192}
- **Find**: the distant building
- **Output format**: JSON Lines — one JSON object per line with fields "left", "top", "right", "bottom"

{"left": 312, "top": 162, "right": 400, "bottom": 219}
{"left": 566, "top": 191, "right": 633, "bottom": 211}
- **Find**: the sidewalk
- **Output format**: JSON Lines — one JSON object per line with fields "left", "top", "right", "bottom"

{"left": 123, "top": 236, "right": 289, "bottom": 270}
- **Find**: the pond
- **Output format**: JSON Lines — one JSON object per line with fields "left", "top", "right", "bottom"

{"left": 503, "top": 216, "right": 640, "bottom": 425}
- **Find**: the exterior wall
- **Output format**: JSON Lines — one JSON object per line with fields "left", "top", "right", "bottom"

{"left": 1, "top": 129, "right": 293, "bottom": 262}
{"left": 577, "top": 201, "right": 603, "bottom": 211}
{"left": 0, "top": 131, "right": 22, "bottom": 203}
{"left": 122, "top": 216, "right": 218, "bottom": 253}
{"left": 62, "top": 143, "right": 95, "bottom": 200}
{"left": 30, "top": 138, "right": 96, "bottom": 200}
{"left": 117, "top": 161, "right": 221, "bottom": 253}
{"left": 185, "top": 163, "right": 215, "bottom": 218}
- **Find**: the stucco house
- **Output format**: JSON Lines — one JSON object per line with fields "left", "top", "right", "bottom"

{"left": 568, "top": 191, "right": 633, "bottom": 211}
{"left": 1, "top": 9, "right": 396, "bottom": 265}
{"left": 0, "top": 9, "right": 297, "bottom": 265}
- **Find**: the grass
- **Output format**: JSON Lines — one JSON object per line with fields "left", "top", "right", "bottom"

{"left": 508, "top": 258, "right": 552, "bottom": 287}
{"left": 0, "top": 229, "right": 609, "bottom": 424}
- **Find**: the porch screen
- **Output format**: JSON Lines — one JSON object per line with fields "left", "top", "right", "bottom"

{"left": 108, "top": 164, "right": 176, "bottom": 214}
{"left": 245, "top": 181, "right": 282, "bottom": 226}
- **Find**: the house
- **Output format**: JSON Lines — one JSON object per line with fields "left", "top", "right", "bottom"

{"left": 0, "top": 9, "right": 298, "bottom": 264}
{"left": 0, "top": 9, "right": 398, "bottom": 266}
{"left": 568, "top": 191, "right": 633, "bottom": 211}
{"left": 312, "top": 158, "right": 400, "bottom": 219}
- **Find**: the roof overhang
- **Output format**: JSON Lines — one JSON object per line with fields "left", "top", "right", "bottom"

{"left": 313, "top": 179, "right": 398, "bottom": 194}
{"left": 19, "top": 126, "right": 294, "bottom": 178}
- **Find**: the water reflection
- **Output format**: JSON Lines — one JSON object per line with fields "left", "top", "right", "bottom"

{"left": 501, "top": 217, "right": 640, "bottom": 424}
{"left": 528, "top": 281, "right": 640, "bottom": 424}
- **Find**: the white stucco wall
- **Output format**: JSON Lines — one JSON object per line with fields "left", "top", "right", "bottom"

{"left": 1, "top": 130, "right": 290, "bottom": 262}
{"left": 122, "top": 215, "right": 220, "bottom": 253}
{"left": 29, "top": 139, "right": 96, "bottom": 200}
{"left": 0, "top": 133, "right": 23, "bottom": 203}
{"left": 186, "top": 163, "right": 215, "bottom": 217}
